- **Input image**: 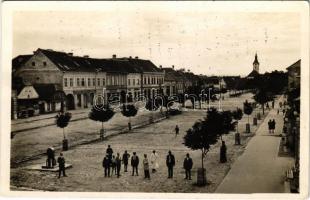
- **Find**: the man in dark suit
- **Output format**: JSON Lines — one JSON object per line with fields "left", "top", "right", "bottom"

{"left": 166, "top": 151, "right": 175, "bottom": 178}
{"left": 57, "top": 152, "right": 67, "bottom": 178}
{"left": 106, "top": 145, "right": 113, "bottom": 160}
{"left": 183, "top": 153, "right": 193, "bottom": 180}
{"left": 131, "top": 152, "right": 139, "bottom": 176}
{"left": 102, "top": 154, "right": 111, "bottom": 177}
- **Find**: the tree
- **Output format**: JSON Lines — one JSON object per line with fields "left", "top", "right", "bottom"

{"left": 186, "top": 85, "right": 203, "bottom": 109}
{"left": 243, "top": 100, "right": 253, "bottom": 133}
{"left": 89, "top": 104, "right": 115, "bottom": 140}
{"left": 243, "top": 100, "right": 253, "bottom": 124}
{"left": 253, "top": 87, "right": 273, "bottom": 115}
{"left": 220, "top": 110, "right": 236, "bottom": 139}
{"left": 183, "top": 108, "right": 220, "bottom": 185}
{"left": 121, "top": 104, "right": 138, "bottom": 130}
{"left": 55, "top": 112, "right": 72, "bottom": 150}
{"left": 232, "top": 108, "right": 243, "bottom": 133}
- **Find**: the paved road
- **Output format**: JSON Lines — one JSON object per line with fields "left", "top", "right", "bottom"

{"left": 215, "top": 96, "right": 294, "bottom": 193}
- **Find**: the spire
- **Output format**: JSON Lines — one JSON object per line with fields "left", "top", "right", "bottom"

{"left": 253, "top": 52, "right": 259, "bottom": 65}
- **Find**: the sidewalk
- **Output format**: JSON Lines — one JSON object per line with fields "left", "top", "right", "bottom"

{"left": 215, "top": 96, "right": 294, "bottom": 193}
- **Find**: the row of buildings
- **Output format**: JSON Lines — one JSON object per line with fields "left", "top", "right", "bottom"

{"left": 11, "top": 49, "right": 265, "bottom": 119}
{"left": 12, "top": 48, "right": 214, "bottom": 118}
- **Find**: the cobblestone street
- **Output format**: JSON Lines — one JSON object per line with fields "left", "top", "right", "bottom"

{"left": 11, "top": 93, "right": 271, "bottom": 192}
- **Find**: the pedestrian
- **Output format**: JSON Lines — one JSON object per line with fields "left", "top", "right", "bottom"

{"left": 220, "top": 141, "right": 227, "bottom": 163}
{"left": 106, "top": 145, "right": 113, "bottom": 161}
{"left": 115, "top": 153, "right": 122, "bottom": 178}
{"left": 46, "top": 147, "right": 56, "bottom": 168}
{"left": 143, "top": 154, "right": 151, "bottom": 179}
{"left": 122, "top": 150, "right": 130, "bottom": 172}
{"left": 234, "top": 132, "right": 241, "bottom": 145}
{"left": 131, "top": 152, "right": 139, "bottom": 176}
{"left": 57, "top": 152, "right": 67, "bottom": 178}
{"left": 272, "top": 100, "right": 275, "bottom": 109}
{"left": 272, "top": 119, "right": 276, "bottom": 133}
{"left": 111, "top": 155, "right": 116, "bottom": 175}
{"left": 266, "top": 102, "right": 270, "bottom": 110}
{"left": 183, "top": 153, "right": 193, "bottom": 180}
{"left": 102, "top": 154, "right": 111, "bottom": 177}
{"left": 277, "top": 109, "right": 279, "bottom": 115}
{"left": 150, "top": 150, "right": 159, "bottom": 173}
{"left": 175, "top": 125, "right": 179, "bottom": 137}
{"left": 166, "top": 150, "right": 175, "bottom": 178}
{"left": 268, "top": 119, "right": 272, "bottom": 133}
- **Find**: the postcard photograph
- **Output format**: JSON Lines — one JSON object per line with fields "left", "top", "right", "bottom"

{"left": 0, "top": 1, "right": 309, "bottom": 199}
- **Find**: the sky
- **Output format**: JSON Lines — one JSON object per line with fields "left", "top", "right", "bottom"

{"left": 13, "top": 3, "right": 301, "bottom": 76}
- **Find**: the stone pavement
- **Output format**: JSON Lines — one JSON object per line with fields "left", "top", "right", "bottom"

{"left": 215, "top": 96, "right": 295, "bottom": 193}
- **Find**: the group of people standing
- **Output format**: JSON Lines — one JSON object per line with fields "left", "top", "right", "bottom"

{"left": 101, "top": 145, "right": 194, "bottom": 180}
{"left": 268, "top": 119, "right": 276, "bottom": 133}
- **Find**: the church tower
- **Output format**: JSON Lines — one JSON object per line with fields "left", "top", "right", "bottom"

{"left": 253, "top": 53, "right": 260, "bottom": 73}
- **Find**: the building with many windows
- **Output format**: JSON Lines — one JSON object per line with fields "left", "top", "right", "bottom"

{"left": 12, "top": 48, "right": 165, "bottom": 115}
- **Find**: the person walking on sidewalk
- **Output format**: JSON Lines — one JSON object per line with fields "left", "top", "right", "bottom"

{"left": 220, "top": 141, "right": 227, "bottom": 163}
{"left": 150, "top": 150, "right": 159, "bottom": 173}
{"left": 115, "top": 153, "right": 122, "bottom": 178}
{"left": 183, "top": 153, "right": 193, "bottom": 180}
{"left": 268, "top": 119, "right": 272, "bottom": 134}
{"left": 271, "top": 119, "right": 276, "bottom": 133}
{"left": 143, "top": 154, "right": 151, "bottom": 179}
{"left": 131, "top": 152, "right": 139, "bottom": 176}
{"left": 175, "top": 125, "right": 179, "bottom": 137}
{"left": 57, "top": 153, "right": 67, "bottom": 178}
{"left": 122, "top": 150, "right": 130, "bottom": 172}
{"left": 166, "top": 151, "right": 175, "bottom": 178}
{"left": 102, "top": 154, "right": 111, "bottom": 177}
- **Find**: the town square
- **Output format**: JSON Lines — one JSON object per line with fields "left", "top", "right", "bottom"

{"left": 0, "top": 1, "right": 308, "bottom": 198}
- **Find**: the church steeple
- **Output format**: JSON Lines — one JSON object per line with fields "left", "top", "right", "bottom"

{"left": 253, "top": 52, "right": 259, "bottom": 73}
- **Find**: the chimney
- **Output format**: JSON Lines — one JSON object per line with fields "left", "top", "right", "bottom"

{"left": 68, "top": 52, "right": 73, "bottom": 56}
{"left": 83, "top": 55, "right": 89, "bottom": 58}
{"left": 135, "top": 56, "right": 139, "bottom": 59}
{"left": 129, "top": 56, "right": 132, "bottom": 59}
{"left": 159, "top": 65, "right": 162, "bottom": 69}
{"left": 172, "top": 65, "right": 175, "bottom": 69}
{"left": 112, "top": 54, "right": 116, "bottom": 59}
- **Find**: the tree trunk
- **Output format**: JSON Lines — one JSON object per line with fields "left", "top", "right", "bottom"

{"left": 201, "top": 149, "right": 204, "bottom": 170}
{"left": 63, "top": 128, "right": 66, "bottom": 139}
{"left": 262, "top": 104, "right": 265, "bottom": 115}
{"left": 236, "top": 120, "right": 239, "bottom": 132}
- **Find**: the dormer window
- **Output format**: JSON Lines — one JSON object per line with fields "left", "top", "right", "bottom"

{"left": 43, "top": 62, "right": 47, "bottom": 66}
{"left": 32, "top": 62, "right": 35, "bottom": 66}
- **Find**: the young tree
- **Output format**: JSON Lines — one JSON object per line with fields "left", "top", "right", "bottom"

{"left": 89, "top": 104, "right": 115, "bottom": 140}
{"left": 243, "top": 100, "right": 253, "bottom": 133}
{"left": 55, "top": 112, "right": 72, "bottom": 151}
{"left": 232, "top": 108, "right": 243, "bottom": 133}
{"left": 253, "top": 88, "right": 274, "bottom": 115}
{"left": 121, "top": 104, "right": 138, "bottom": 130}
{"left": 183, "top": 108, "right": 220, "bottom": 185}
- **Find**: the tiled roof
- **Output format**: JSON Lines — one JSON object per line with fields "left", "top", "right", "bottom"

{"left": 247, "top": 70, "right": 260, "bottom": 78}
{"left": 12, "top": 55, "right": 32, "bottom": 71}
{"left": 286, "top": 59, "right": 301, "bottom": 70}
{"left": 162, "top": 68, "right": 182, "bottom": 81}
{"left": 38, "top": 49, "right": 161, "bottom": 74}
